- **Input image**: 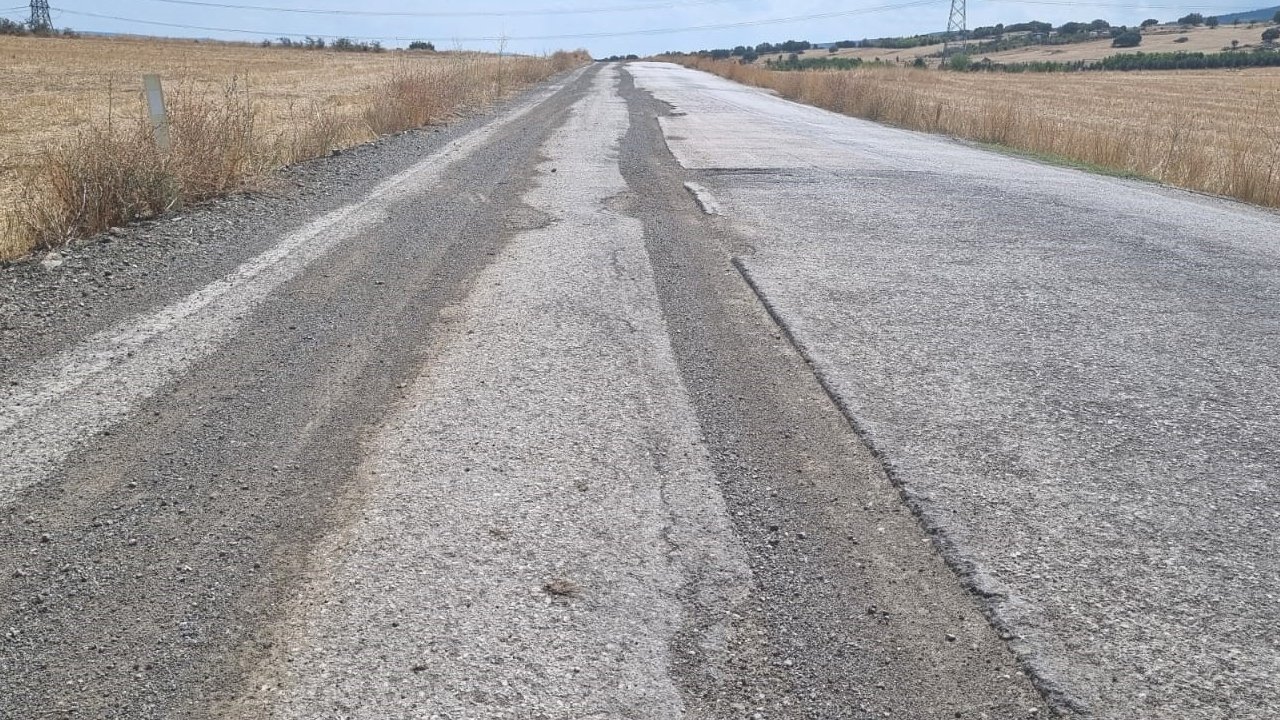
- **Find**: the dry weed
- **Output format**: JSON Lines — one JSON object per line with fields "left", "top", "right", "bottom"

{"left": 0, "top": 40, "right": 590, "bottom": 261}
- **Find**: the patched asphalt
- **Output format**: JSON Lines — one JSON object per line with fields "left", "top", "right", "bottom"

{"left": 628, "top": 61, "right": 1280, "bottom": 719}
{"left": 3, "top": 59, "right": 1275, "bottom": 720}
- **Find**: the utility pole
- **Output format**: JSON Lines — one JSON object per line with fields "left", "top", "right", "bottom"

{"left": 28, "top": 0, "right": 52, "bottom": 32}
{"left": 944, "top": 0, "right": 967, "bottom": 57}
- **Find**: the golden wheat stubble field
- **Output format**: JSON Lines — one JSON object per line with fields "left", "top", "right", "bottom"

{"left": 0, "top": 34, "right": 585, "bottom": 259}
{"left": 686, "top": 57, "right": 1280, "bottom": 209}
{"left": 1, "top": 36, "right": 389, "bottom": 216}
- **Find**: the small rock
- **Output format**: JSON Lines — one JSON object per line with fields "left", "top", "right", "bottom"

{"left": 41, "top": 252, "right": 64, "bottom": 270}
{"left": 543, "top": 577, "right": 582, "bottom": 598}
{"left": 945, "top": 633, "right": 957, "bottom": 642}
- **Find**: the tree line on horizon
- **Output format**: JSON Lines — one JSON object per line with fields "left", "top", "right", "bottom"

{"left": 664, "top": 10, "right": 1280, "bottom": 65}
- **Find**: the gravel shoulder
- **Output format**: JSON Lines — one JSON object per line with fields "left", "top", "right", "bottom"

{"left": 0, "top": 67, "right": 594, "bottom": 719}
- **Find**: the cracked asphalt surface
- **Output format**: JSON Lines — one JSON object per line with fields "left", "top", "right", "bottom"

{"left": 1, "top": 61, "right": 1275, "bottom": 719}
{"left": 626, "top": 62, "right": 1280, "bottom": 718}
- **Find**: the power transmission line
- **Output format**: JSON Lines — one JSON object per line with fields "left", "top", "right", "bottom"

{"left": 28, "top": 0, "right": 51, "bottom": 29}
{"left": 132, "top": 0, "right": 751, "bottom": 18}
{"left": 51, "top": 1, "right": 946, "bottom": 43}
{"left": 987, "top": 0, "right": 1256, "bottom": 8}
{"left": 944, "top": 0, "right": 965, "bottom": 56}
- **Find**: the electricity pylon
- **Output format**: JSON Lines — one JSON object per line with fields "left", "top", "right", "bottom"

{"left": 28, "top": 0, "right": 52, "bottom": 32}
{"left": 944, "top": 0, "right": 967, "bottom": 57}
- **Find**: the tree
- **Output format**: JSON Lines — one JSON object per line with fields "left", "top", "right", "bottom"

{"left": 1058, "top": 21, "right": 1087, "bottom": 35}
{"left": 1264, "top": 26, "right": 1280, "bottom": 43}
{"left": 1141, "top": 18, "right": 1159, "bottom": 28}
{"left": 1274, "top": 10, "right": 1280, "bottom": 24}
{"left": 1112, "top": 30, "right": 1142, "bottom": 47}
{"left": 0, "top": 17, "right": 27, "bottom": 35}
{"left": 1206, "top": 16, "right": 1219, "bottom": 28}
{"left": 1177, "top": 13, "right": 1205, "bottom": 26}
{"left": 948, "top": 53, "right": 972, "bottom": 71}
{"left": 408, "top": 40, "right": 434, "bottom": 51}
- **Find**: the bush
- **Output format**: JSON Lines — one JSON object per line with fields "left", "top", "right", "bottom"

{"left": 0, "top": 18, "right": 28, "bottom": 35}
{"left": 1274, "top": 10, "right": 1280, "bottom": 23}
{"left": 408, "top": 40, "right": 435, "bottom": 51}
{"left": 1178, "top": 13, "right": 1205, "bottom": 26}
{"left": 1112, "top": 31, "right": 1142, "bottom": 47}
{"left": 1206, "top": 16, "right": 1220, "bottom": 28}
{"left": 948, "top": 53, "right": 972, "bottom": 71}
{"left": 1264, "top": 27, "right": 1280, "bottom": 43}
{"left": 1141, "top": 18, "right": 1159, "bottom": 28}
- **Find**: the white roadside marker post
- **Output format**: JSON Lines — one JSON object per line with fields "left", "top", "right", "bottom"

{"left": 142, "top": 74, "right": 182, "bottom": 210}
{"left": 142, "top": 74, "right": 171, "bottom": 152}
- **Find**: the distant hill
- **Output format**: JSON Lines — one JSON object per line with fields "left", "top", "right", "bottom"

{"left": 1213, "top": 5, "right": 1279, "bottom": 23}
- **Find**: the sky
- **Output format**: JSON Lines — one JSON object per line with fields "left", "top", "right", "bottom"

{"left": 3, "top": 0, "right": 1271, "bottom": 57}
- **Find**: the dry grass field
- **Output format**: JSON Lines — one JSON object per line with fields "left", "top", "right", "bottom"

{"left": 765, "top": 22, "right": 1279, "bottom": 66}
{"left": 679, "top": 57, "right": 1280, "bottom": 209}
{"left": 0, "top": 34, "right": 588, "bottom": 260}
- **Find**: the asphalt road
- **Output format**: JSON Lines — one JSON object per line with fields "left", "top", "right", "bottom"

{"left": 626, "top": 62, "right": 1280, "bottom": 718}
{"left": 0, "top": 61, "right": 1275, "bottom": 719}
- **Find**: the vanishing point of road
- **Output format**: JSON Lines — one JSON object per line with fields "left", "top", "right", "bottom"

{"left": 1, "top": 63, "right": 1277, "bottom": 719}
